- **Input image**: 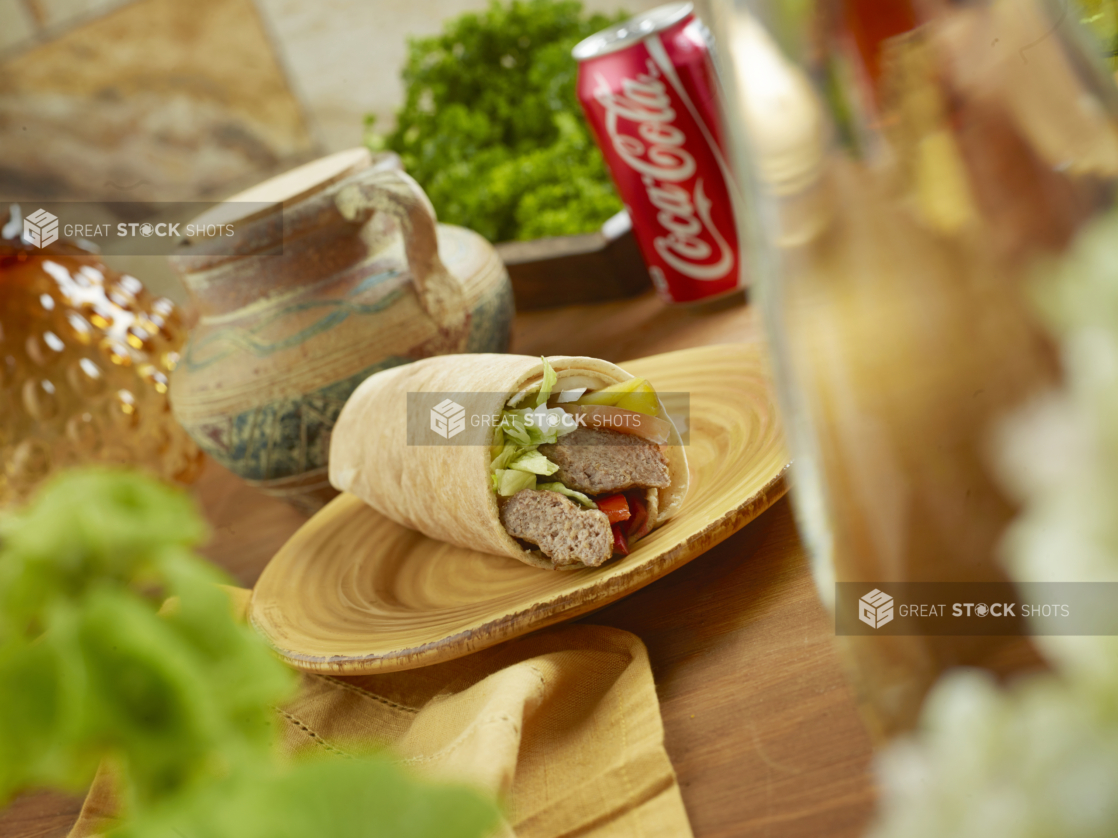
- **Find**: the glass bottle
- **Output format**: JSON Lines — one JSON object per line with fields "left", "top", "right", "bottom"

{"left": 709, "top": 0, "right": 1118, "bottom": 739}
{"left": 1, "top": 207, "right": 203, "bottom": 507}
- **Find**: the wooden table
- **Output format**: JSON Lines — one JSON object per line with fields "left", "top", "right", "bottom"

{"left": 0, "top": 292, "right": 878, "bottom": 838}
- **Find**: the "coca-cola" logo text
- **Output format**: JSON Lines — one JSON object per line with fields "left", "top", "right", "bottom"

{"left": 593, "top": 60, "right": 733, "bottom": 281}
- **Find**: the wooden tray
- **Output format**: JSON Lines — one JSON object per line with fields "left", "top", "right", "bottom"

{"left": 250, "top": 343, "right": 789, "bottom": 673}
{"left": 496, "top": 221, "right": 652, "bottom": 309}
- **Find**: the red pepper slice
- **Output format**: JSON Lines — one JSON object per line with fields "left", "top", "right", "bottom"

{"left": 596, "top": 493, "right": 630, "bottom": 524}
{"left": 624, "top": 491, "right": 649, "bottom": 540}
{"left": 612, "top": 522, "right": 630, "bottom": 556}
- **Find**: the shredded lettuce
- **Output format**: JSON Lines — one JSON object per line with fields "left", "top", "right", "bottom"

{"left": 500, "top": 412, "right": 535, "bottom": 445}
{"left": 535, "top": 356, "right": 558, "bottom": 407}
{"left": 501, "top": 418, "right": 533, "bottom": 446}
{"left": 493, "top": 468, "right": 537, "bottom": 496}
{"left": 490, "top": 441, "right": 530, "bottom": 471}
{"left": 509, "top": 450, "right": 559, "bottom": 476}
{"left": 500, "top": 407, "right": 577, "bottom": 446}
{"left": 537, "top": 482, "right": 597, "bottom": 508}
{"left": 490, "top": 359, "right": 594, "bottom": 504}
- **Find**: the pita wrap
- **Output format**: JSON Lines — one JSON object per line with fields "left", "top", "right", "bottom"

{"left": 328, "top": 354, "right": 689, "bottom": 570}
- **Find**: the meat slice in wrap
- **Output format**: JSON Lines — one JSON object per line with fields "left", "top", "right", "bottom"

{"left": 328, "top": 354, "right": 689, "bottom": 570}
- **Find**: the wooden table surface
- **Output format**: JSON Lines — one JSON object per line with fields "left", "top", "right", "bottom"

{"left": 0, "top": 292, "right": 878, "bottom": 838}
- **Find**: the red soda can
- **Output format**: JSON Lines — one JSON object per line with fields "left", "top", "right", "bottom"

{"left": 573, "top": 2, "right": 743, "bottom": 304}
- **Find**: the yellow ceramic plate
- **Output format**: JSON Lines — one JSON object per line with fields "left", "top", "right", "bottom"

{"left": 250, "top": 343, "right": 789, "bottom": 673}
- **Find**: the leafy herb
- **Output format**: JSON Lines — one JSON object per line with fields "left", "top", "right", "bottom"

{"left": 0, "top": 469, "right": 500, "bottom": 838}
{"left": 370, "top": 0, "right": 626, "bottom": 242}
{"left": 0, "top": 469, "right": 282, "bottom": 806}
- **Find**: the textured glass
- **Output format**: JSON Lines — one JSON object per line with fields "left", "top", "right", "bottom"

{"left": 1, "top": 236, "right": 202, "bottom": 506}
{"left": 710, "top": 0, "right": 1118, "bottom": 738}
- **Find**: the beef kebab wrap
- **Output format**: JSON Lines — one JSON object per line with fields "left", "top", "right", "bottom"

{"left": 328, "top": 354, "right": 689, "bottom": 570}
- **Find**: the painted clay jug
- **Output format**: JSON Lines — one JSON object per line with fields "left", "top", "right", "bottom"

{"left": 169, "top": 149, "right": 513, "bottom": 514}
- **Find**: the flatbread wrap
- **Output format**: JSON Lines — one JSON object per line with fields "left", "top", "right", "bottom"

{"left": 328, "top": 354, "right": 689, "bottom": 570}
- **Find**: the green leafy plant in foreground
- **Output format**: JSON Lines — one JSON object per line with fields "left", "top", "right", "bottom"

{"left": 0, "top": 469, "right": 499, "bottom": 837}
{"left": 369, "top": 0, "right": 626, "bottom": 242}
{"left": 1076, "top": 0, "right": 1118, "bottom": 70}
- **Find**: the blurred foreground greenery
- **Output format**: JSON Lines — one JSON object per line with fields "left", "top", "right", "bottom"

{"left": 1077, "top": 0, "right": 1118, "bottom": 70}
{"left": 368, "top": 0, "right": 625, "bottom": 242}
{"left": 0, "top": 469, "right": 499, "bottom": 837}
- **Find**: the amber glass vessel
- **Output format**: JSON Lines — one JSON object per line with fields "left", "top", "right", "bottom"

{"left": 710, "top": 0, "right": 1118, "bottom": 739}
{"left": 0, "top": 212, "right": 202, "bottom": 507}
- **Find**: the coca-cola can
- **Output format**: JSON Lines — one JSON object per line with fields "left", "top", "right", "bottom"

{"left": 573, "top": 2, "right": 743, "bottom": 304}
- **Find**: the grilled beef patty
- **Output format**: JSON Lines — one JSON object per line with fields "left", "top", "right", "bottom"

{"left": 538, "top": 427, "right": 670, "bottom": 496}
{"left": 499, "top": 489, "right": 612, "bottom": 567}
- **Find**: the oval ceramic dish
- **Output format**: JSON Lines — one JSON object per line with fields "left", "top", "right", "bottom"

{"left": 250, "top": 343, "right": 789, "bottom": 673}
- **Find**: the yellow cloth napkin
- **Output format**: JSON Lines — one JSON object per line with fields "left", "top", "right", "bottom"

{"left": 69, "top": 589, "right": 692, "bottom": 838}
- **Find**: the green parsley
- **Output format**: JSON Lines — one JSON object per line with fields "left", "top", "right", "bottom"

{"left": 369, "top": 0, "right": 627, "bottom": 242}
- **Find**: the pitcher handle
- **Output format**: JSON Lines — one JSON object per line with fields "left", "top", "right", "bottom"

{"left": 334, "top": 164, "right": 468, "bottom": 336}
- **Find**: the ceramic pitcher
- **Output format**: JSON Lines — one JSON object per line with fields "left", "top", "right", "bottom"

{"left": 169, "top": 149, "right": 514, "bottom": 514}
